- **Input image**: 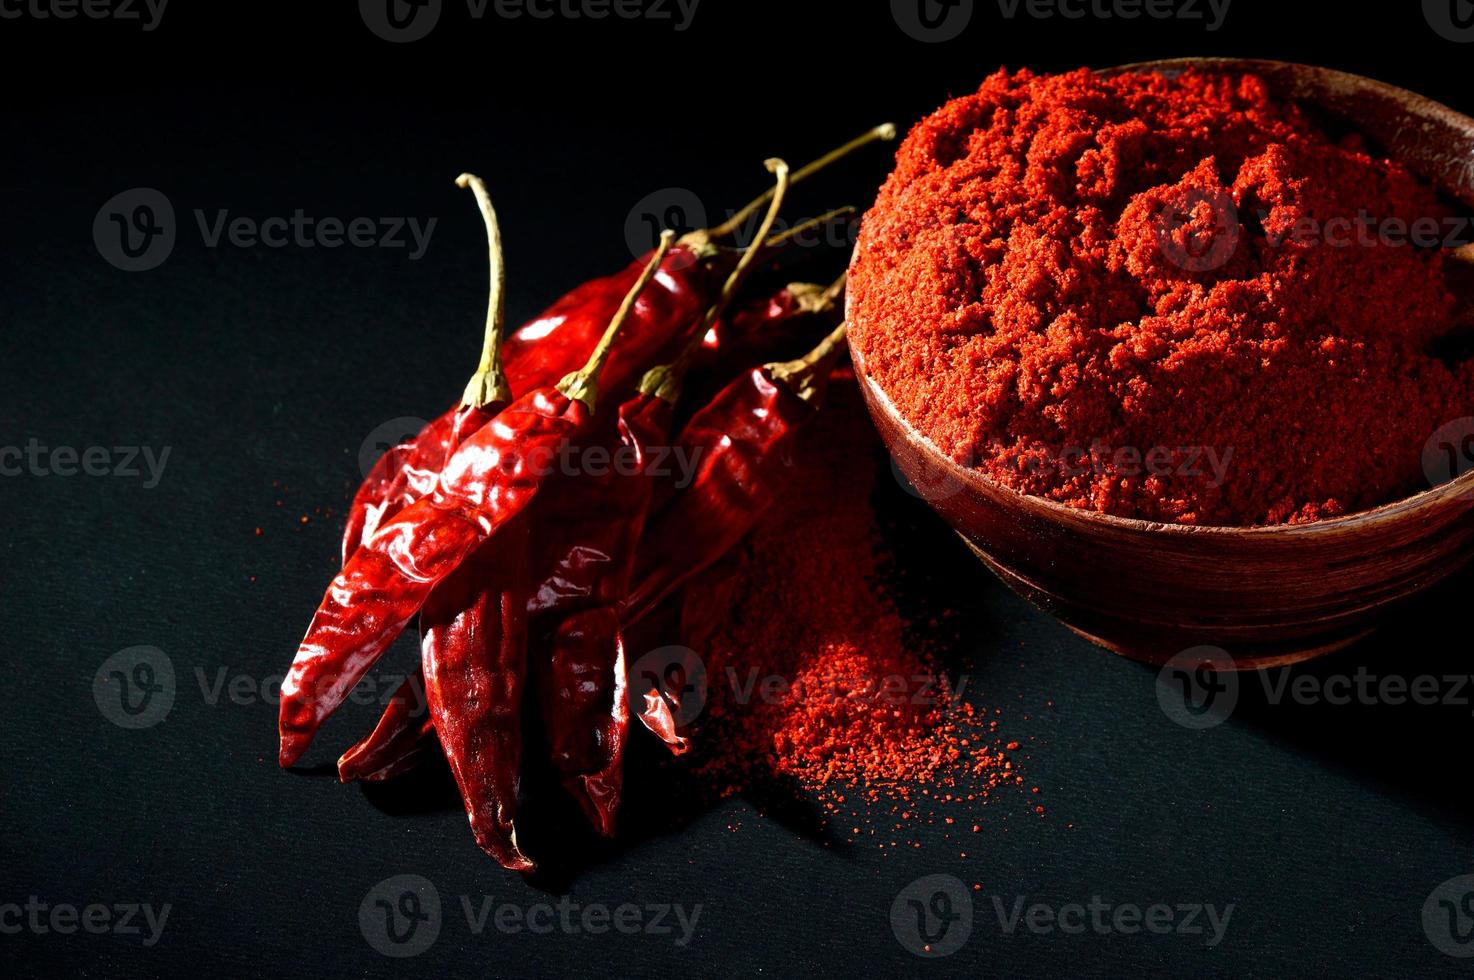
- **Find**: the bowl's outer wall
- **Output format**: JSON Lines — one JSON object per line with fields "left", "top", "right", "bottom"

{"left": 852, "top": 60, "right": 1474, "bottom": 665}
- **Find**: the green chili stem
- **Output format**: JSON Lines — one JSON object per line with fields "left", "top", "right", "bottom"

{"left": 559, "top": 230, "right": 677, "bottom": 410}
{"left": 700, "top": 124, "right": 895, "bottom": 242}
{"left": 456, "top": 173, "right": 512, "bottom": 409}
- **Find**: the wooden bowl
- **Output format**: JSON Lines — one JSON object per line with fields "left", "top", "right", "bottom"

{"left": 850, "top": 58, "right": 1474, "bottom": 669}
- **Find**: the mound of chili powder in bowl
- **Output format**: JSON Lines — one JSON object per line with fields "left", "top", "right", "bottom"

{"left": 847, "top": 67, "right": 1474, "bottom": 526}
{"left": 671, "top": 379, "right": 1030, "bottom": 846}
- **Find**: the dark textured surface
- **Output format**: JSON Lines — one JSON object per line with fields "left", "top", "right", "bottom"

{"left": 2, "top": 2, "right": 1471, "bottom": 976}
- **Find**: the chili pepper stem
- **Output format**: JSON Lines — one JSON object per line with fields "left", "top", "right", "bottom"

{"left": 690, "top": 124, "right": 896, "bottom": 245}
{"left": 788, "top": 271, "right": 848, "bottom": 315}
{"left": 641, "top": 158, "right": 793, "bottom": 403}
{"left": 767, "top": 321, "right": 849, "bottom": 403}
{"left": 763, "top": 206, "right": 857, "bottom": 249}
{"left": 558, "top": 231, "right": 677, "bottom": 410}
{"left": 456, "top": 173, "right": 513, "bottom": 409}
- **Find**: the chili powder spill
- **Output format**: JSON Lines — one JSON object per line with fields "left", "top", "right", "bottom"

{"left": 849, "top": 68, "right": 1474, "bottom": 526}
{"left": 675, "top": 379, "right": 1026, "bottom": 844}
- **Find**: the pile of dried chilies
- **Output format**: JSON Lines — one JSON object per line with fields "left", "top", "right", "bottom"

{"left": 278, "top": 127, "right": 893, "bottom": 871}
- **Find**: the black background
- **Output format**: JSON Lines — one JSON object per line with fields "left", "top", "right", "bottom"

{"left": 4, "top": 1, "right": 1473, "bottom": 976}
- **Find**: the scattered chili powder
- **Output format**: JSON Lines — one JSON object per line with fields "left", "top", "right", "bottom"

{"left": 678, "top": 379, "right": 1023, "bottom": 843}
{"left": 849, "top": 68, "right": 1474, "bottom": 526}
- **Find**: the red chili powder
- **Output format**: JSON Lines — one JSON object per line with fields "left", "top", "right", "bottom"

{"left": 677, "top": 380, "right": 1024, "bottom": 842}
{"left": 848, "top": 68, "right": 1473, "bottom": 526}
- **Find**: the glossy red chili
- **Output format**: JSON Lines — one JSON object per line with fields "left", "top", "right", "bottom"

{"left": 623, "top": 324, "right": 850, "bottom": 744}
{"left": 278, "top": 238, "right": 670, "bottom": 767}
{"left": 339, "top": 125, "right": 894, "bottom": 564}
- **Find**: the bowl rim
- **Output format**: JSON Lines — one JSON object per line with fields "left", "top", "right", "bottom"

{"left": 850, "top": 56, "right": 1474, "bottom": 538}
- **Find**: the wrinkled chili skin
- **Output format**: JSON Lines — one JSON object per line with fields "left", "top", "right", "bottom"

{"left": 341, "top": 406, "right": 501, "bottom": 566}
{"left": 694, "top": 283, "right": 836, "bottom": 381}
{"left": 279, "top": 389, "right": 590, "bottom": 767}
{"left": 421, "top": 514, "right": 535, "bottom": 871}
{"left": 541, "top": 607, "right": 629, "bottom": 836}
{"left": 334, "top": 371, "right": 824, "bottom": 775}
{"left": 502, "top": 245, "right": 726, "bottom": 395}
{"left": 621, "top": 367, "right": 816, "bottom": 628}
{"left": 338, "top": 400, "right": 503, "bottom": 781}
{"left": 528, "top": 392, "right": 670, "bottom": 833}
{"left": 337, "top": 674, "right": 432, "bottom": 782}
{"left": 340, "top": 245, "right": 724, "bottom": 563}
{"left": 528, "top": 393, "right": 673, "bottom": 617}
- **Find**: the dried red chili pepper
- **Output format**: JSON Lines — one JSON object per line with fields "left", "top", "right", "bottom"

{"left": 661, "top": 271, "right": 847, "bottom": 512}
{"left": 420, "top": 513, "right": 535, "bottom": 869}
{"left": 340, "top": 321, "right": 849, "bottom": 779}
{"left": 621, "top": 322, "right": 851, "bottom": 745}
{"left": 335, "top": 672, "right": 432, "bottom": 782}
{"left": 700, "top": 272, "right": 845, "bottom": 370}
{"left": 531, "top": 159, "right": 793, "bottom": 835}
{"left": 340, "top": 127, "right": 893, "bottom": 561}
{"left": 416, "top": 181, "right": 663, "bottom": 872}
{"left": 337, "top": 172, "right": 513, "bottom": 783}
{"left": 278, "top": 234, "right": 671, "bottom": 768}
{"left": 332, "top": 130, "right": 893, "bottom": 783}
{"left": 340, "top": 174, "right": 514, "bottom": 564}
